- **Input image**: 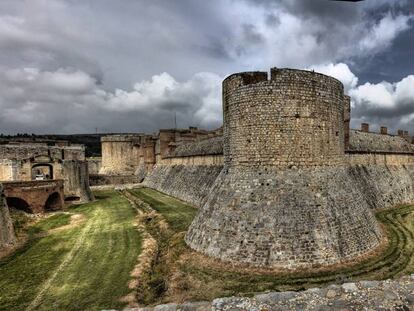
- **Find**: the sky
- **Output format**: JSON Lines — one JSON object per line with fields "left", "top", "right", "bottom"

{"left": 0, "top": 0, "right": 413, "bottom": 135}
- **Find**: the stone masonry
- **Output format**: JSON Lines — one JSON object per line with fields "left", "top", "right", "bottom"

{"left": 0, "top": 183, "right": 15, "bottom": 249}
{"left": 185, "top": 68, "right": 382, "bottom": 269}
{"left": 0, "top": 143, "right": 93, "bottom": 203}
{"left": 124, "top": 275, "right": 414, "bottom": 311}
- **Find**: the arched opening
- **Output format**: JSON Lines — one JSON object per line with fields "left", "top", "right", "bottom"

{"left": 45, "top": 192, "right": 62, "bottom": 211}
{"left": 31, "top": 164, "right": 54, "bottom": 180}
{"left": 6, "top": 197, "right": 32, "bottom": 213}
{"left": 64, "top": 196, "right": 81, "bottom": 202}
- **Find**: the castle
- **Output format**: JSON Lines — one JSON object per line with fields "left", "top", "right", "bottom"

{"left": 96, "top": 68, "right": 414, "bottom": 269}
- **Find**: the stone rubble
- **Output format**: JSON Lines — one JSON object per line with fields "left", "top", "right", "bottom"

{"left": 119, "top": 275, "right": 414, "bottom": 311}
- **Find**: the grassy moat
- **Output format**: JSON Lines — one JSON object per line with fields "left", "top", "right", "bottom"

{"left": 1, "top": 188, "right": 414, "bottom": 310}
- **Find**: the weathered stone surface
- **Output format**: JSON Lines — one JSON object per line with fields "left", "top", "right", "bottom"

{"left": 186, "top": 166, "right": 381, "bottom": 268}
{"left": 349, "top": 130, "right": 414, "bottom": 153}
{"left": 87, "top": 157, "right": 102, "bottom": 175}
{"left": 2, "top": 180, "right": 64, "bottom": 213}
{"left": 0, "top": 143, "right": 93, "bottom": 203}
{"left": 0, "top": 183, "right": 15, "bottom": 249}
{"left": 61, "top": 161, "right": 94, "bottom": 202}
{"left": 100, "top": 135, "right": 143, "bottom": 175}
{"left": 121, "top": 276, "right": 414, "bottom": 310}
{"left": 153, "top": 303, "right": 178, "bottom": 311}
{"left": 89, "top": 174, "right": 140, "bottom": 186}
{"left": 178, "top": 302, "right": 212, "bottom": 311}
{"left": 144, "top": 165, "right": 223, "bottom": 207}
{"left": 185, "top": 68, "right": 382, "bottom": 269}
{"left": 167, "top": 137, "right": 223, "bottom": 158}
{"left": 349, "top": 165, "right": 414, "bottom": 209}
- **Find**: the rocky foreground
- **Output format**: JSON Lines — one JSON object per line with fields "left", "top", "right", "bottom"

{"left": 123, "top": 275, "right": 414, "bottom": 311}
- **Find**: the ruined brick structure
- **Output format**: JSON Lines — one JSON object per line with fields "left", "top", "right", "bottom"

{"left": 185, "top": 69, "right": 382, "bottom": 268}
{"left": 2, "top": 180, "right": 64, "bottom": 213}
{"left": 0, "top": 183, "right": 15, "bottom": 249}
{"left": 0, "top": 143, "right": 93, "bottom": 203}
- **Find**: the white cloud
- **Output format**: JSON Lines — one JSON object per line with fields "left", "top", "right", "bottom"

{"left": 311, "top": 63, "right": 358, "bottom": 92}
{"left": 349, "top": 74, "right": 414, "bottom": 133}
{"left": 226, "top": 1, "right": 413, "bottom": 70}
{"left": 359, "top": 13, "right": 412, "bottom": 53}
{"left": 0, "top": 1, "right": 413, "bottom": 134}
{"left": 0, "top": 67, "right": 223, "bottom": 134}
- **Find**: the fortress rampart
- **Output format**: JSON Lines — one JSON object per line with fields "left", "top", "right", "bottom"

{"left": 185, "top": 68, "right": 384, "bottom": 269}
{"left": 98, "top": 127, "right": 222, "bottom": 183}
{"left": 100, "top": 67, "right": 414, "bottom": 270}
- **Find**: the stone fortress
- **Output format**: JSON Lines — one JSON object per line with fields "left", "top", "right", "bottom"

{"left": 98, "top": 67, "right": 414, "bottom": 270}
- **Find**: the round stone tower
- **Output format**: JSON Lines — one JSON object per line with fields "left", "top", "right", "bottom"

{"left": 185, "top": 68, "right": 382, "bottom": 269}
{"left": 223, "top": 69, "right": 345, "bottom": 169}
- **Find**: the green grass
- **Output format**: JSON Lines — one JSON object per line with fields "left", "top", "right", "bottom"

{"left": 131, "top": 188, "right": 197, "bottom": 233}
{"left": 27, "top": 213, "right": 72, "bottom": 235}
{"left": 4, "top": 186, "right": 414, "bottom": 309}
{"left": 128, "top": 187, "right": 414, "bottom": 304}
{"left": 0, "top": 191, "right": 142, "bottom": 311}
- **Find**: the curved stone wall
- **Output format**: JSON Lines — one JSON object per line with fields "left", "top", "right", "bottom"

{"left": 223, "top": 69, "right": 345, "bottom": 169}
{"left": 186, "top": 167, "right": 381, "bottom": 268}
{"left": 349, "top": 165, "right": 414, "bottom": 209}
{"left": 0, "top": 183, "right": 15, "bottom": 249}
{"left": 185, "top": 68, "right": 382, "bottom": 269}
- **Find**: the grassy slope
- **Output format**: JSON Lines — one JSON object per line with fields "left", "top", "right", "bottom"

{"left": 132, "top": 188, "right": 197, "bottom": 232}
{"left": 0, "top": 191, "right": 141, "bottom": 311}
{"left": 130, "top": 187, "right": 414, "bottom": 304}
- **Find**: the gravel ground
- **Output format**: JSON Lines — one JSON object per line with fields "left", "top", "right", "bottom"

{"left": 121, "top": 275, "right": 414, "bottom": 310}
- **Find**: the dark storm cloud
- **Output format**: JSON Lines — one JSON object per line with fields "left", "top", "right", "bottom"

{"left": 0, "top": 0, "right": 413, "bottom": 134}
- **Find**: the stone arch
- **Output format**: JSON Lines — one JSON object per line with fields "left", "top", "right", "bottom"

{"left": 31, "top": 163, "right": 54, "bottom": 180}
{"left": 6, "top": 197, "right": 32, "bottom": 213}
{"left": 44, "top": 192, "right": 62, "bottom": 211}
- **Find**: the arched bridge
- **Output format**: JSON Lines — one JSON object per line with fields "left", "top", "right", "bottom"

{"left": 2, "top": 180, "right": 64, "bottom": 213}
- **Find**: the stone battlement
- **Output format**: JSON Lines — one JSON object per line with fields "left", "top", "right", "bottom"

{"left": 223, "top": 68, "right": 343, "bottom": 91}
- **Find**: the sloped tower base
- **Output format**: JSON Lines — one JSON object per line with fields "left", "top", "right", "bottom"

{"left": 185, "top": 166, "right": 382, "bottom": 268}
{"left": 185, "top": 68, "right": 383, "bottom": 269}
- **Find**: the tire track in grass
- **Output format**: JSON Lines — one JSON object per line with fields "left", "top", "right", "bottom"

{"left": 43, "top": 208, "right": 107, "bottom": 307}
{"left": 37, "top": 193, "right": 139, "bottom": 310}
{"left": 25, "top": 218, "right": 93, "bottom": 311}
